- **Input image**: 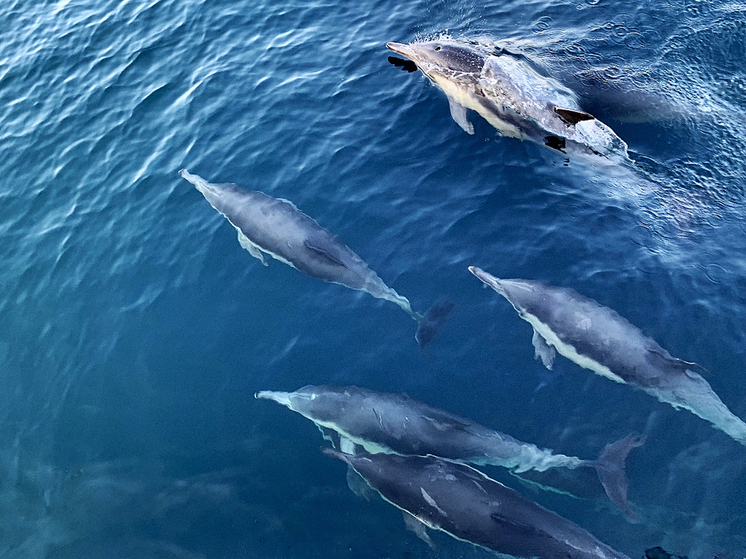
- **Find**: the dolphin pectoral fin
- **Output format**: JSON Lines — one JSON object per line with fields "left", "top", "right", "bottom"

{"left": 531, "top": 329, "right": 556, "bottom": 370}
{"left": 553, "top": 106, "right": 596, "bottom": 126}
{"left": 303, "top": 240, "right": 347, "bottom": 268}
{"left": 402, "top": 512, "right": 435, "bottom": 550}
{"left": 415, "top": 297, "right": 455, "bottom": 351}
{"left": 593, "top": 433, "right": 646, "bottom": 521}
{"left": 339, "top": 436, "right": 360, "bottom": 455}
{"left": 237, "top": 230, "right": 268, "bottom": 266}
{"left": 446, "top": 95, "right": 475, "bottom": 134}
{"left": 346, "top": 466, "right": 375, "bottom": 501}
{"left": 544, "top": 135, "right": 567, "bottom": 152}
{"left": 316, "top": 425, "right": 339, "bottom": 447}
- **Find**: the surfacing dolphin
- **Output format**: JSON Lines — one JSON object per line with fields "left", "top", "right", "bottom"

{"left": 256, "top": 385, "right": 644, "bottom": 518}
{"left": 322, "top": 448, "right": 632, "bottom": 559}
{"left": 178, "top": 170, "right": 451, "bottom": 348}
{"left": 469, "top": 266, "right": 746, "bottom": 447}
{"left": 386, "top": 38, "right": 629, "bottom": 163}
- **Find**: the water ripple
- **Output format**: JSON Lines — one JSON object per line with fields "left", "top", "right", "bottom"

{"left": 1, "top": 0, "right": 746, "bottom": 557}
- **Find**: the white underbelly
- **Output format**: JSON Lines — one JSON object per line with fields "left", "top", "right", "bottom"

{"left": 524, "top": 313, "right": 627, "bottom": 385}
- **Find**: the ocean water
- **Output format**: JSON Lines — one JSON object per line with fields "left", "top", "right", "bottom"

{"left": 1, "top": 0, "right": 746, "bottom": 557}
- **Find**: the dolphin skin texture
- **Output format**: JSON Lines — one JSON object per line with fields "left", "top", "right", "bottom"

{"left": 469, "top": 266, "right": 746, "bottom": 447}
{"left": 179, "top": 169, "right": 450, "bottom": 348}
{"left": 256, "top": 385, "right": 644, "bottom": 518}
{"left": 322, "top": 448, "right": 632, "bottom": 559}
{"left": 386, "top": 38, "right": 628, "bottom": 163}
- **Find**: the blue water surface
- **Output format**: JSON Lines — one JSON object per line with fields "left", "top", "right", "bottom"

{"left": 1, "top": 0, "right": 746, "bottom": 557}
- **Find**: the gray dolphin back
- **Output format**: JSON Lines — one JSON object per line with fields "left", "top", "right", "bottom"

{"left": 257, "top": 385, "right": 643, "bottom": 517}
{"left": 469, "top": 266, "right": 746, "bottom": 447}
{"left": 179, "top": 169, "right": 417, "bottom": 314}
{"left": 387, "top": 38, "right": 629, "bottom": 162}
{"left": 259, "top": 385, "right": 573, "bottom": 467}
{"left": 323, "top": 449, "right": 631, "bottom": 559}
{"left": 180, "top": 169, "right": 375, "bottom": 285}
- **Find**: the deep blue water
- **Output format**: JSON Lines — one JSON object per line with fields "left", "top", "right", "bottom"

{"left": 1, "top": 0, "right": 746, "bottom": 557}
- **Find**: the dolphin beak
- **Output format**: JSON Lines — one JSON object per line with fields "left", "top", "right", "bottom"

{"left": 386, "top": 42, "right": 416, "bottom": 60}
{"left": 468, "top": 266, "right": 508, "bottom": 296}
{"left": 178, "top": 168, "right": 222, "bottom": 197}
{"left": 255, "top": 390, "right": 293, "bottom": 409}
{"left": 320, "top": 446, "right": 351, "bottom": 464}
{"left": 179, "top": 168, "right": 196, "bottom": 183}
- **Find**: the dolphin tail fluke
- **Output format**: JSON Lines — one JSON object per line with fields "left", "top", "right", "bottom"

{"left": 415, "top": 298, "right": 456, "bottom": 351}
{"left": 593, "top": 433, "right": 646, "bottom": 521}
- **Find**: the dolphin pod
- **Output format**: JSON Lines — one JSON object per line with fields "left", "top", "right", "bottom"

{"left": 176, "top": 34, "right": 736, "bottom": 559}
{"left": 322, "top": 448, "right": 632, "bottom": 559}
{"left": 256, "top": 385, "right": 644, "bottom": 518}
{"left": 386, "top": 38, "right": 628, "bottom": 162}
{"left": 469, "top": 266, "right": 746, "bottom": 447}
{"left": 179, "top": 169, "right": 450, "bottom": 349}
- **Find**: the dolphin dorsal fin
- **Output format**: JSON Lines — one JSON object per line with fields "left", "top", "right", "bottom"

{"left": 553, "top": 106, "right": 595, "bottom": 126}
{"left": 304, "top": 240, "right": 347, "bottom": 267}
{"left": 660, "top": 351, "right": 711, "bottom": 379}
{"left": 645, "top": 348, "right": 709, "bottom": 378}
{"left": 489, "top": 512, "right": 548, "bottom": 538}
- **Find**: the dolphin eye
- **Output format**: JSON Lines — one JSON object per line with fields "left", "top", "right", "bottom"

{"left": 434, "top": 45, "right": 442, "bottom": 51}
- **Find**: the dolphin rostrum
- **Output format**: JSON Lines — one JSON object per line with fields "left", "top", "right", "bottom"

{"left": 386, "top": 38, "right": 628, "bottom": 162}
{"left": 322, "top": 448, "right": 632, "bottom": 559}
{"left": 256, "top": 385, "right": 644, "bottom": 518}
{"left": 469, "top": 266, "right": 746, "bottom": 447}
{"left": 178, "top": 170, "right": 450, "bottom": 348}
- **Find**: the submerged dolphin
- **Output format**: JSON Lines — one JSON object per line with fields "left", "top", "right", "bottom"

{"left": 469, "top": 266, "right": 746, "bottom": 447}
{"left": 386, "top": 38, "right": 628, "bottom": 162}
{"left": 179, "top": 170, "right": 450, "bottom": 348}
{"left": 322, "top": 449, "right": 632, "bottom": 559}
{"left": 256, "top": 385, "right": 644, "bottom": 518}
